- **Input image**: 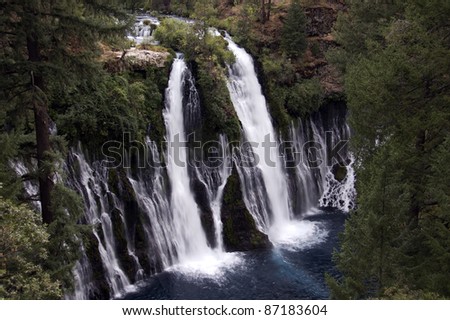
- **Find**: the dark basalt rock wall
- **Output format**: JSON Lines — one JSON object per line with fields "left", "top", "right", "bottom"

{"left": 306, "top": 7, "right": 337, "bottom": 37}
{"left": 221, "top": 165, "right": 272, "bottom": 252}
{"left": 84, "top": 232, "right": 109, "bottom": 299}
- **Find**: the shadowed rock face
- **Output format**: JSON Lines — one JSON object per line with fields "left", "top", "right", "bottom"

{"left": 305, "top": 7, "right": 337, "bottom": 37}
{"left": 191, "top": 176, "right": 217, "bottom": 248}
{"left": 221, "top": 165, "right": 272, "bottom": 252}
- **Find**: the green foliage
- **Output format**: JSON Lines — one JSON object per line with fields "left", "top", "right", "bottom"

{"left": 1, "top": 1, "right": 132, "bottom": 102}
{"left": 45, "top": 184, "right": 84, "bottom": 290}
{"left": 0, "top": 0, "right": 134, "bottom": 297}
{"left": 195, "top": 61, "right": 240, "bottom": 142}
{"left": 281, "top": 0, "right": 307, "bottom": 58}
{"left": 55, "top": 73, "right": 159, "bottom": 149}
{"left": 382, "top": 286, "right": 443, "bottom": 300}
{"left": 154, "top": 19, "right": 197, "bottom": 53}
{"left": 155, "top": 17, "right": 239, "bottom": 142}
{"left": 192, "top": 0, "right": 220, "bottom": 25}
{"left": 154, "top": 18, "right": 234, "bottom": 65}
{"left": 310, "top": 41, "right": 321, "bottom": 58}
{"left": 328, "top": 0, "right": 450, "bottom": 299}
{"left": 260, "top": 52, "right": 295, "bottom": 85}
{"left": 259, "top": 49, "right": 324, "bottom": 136}
{"left": 0, "top": 199, "right": 63, "bottom": 299}
{"left": 285, "top": 79, "right": 323, "bottom": 118}
{"left": 328, "top": 0, "right": 405, "bottom": 72}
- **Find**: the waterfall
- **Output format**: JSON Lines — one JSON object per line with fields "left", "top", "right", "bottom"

{"left": 289, "top": 107, "right": 356, "bottom": 214}
{"left": 8, "top": 27, "right": 355, "bottom": 299}
{"left": 67, "top": 147, "right": 132, "bottom": 298}
{"left": 319, "top": 153, "right": 356, "bottom": 212}
{"left": 129, "top": 15, "right": 160, "bottom": 44}
{"left": 71, "top": 246, "right": 94, "bottom": 300}
{"left": 179, "top": 62, "right": 231, "bottom": 251}
{"left": 66, "top": 55, "right": 238, "bottom": 299}
{"left": 193, "top": 135, "right": 232, "bottom": 251}
{"left": 224, "top": 36, "right": 356, "bottom": 249}
{"left": 10, "top": 160, "right": 41, "bottom": 212}
{"left": 225, "top": 37, "right": 293, "bottom": 239}
{"left": 125, "top": 139, "right": 175, "bottom": 269}
{"left": 163, "top": 56, "right": 213, "bottom": 262}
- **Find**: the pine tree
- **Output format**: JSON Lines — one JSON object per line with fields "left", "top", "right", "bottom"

{"left": 0, "top": 0, "right": 131, "bottom": 224}
{"left": 327, "top": 0, "right": 450, "bottom": 299}
{"left": 0, "top": 0, "right": 132, "bottom": 292}
{"left": 281, "top": 0, "right": 307, "bottom": 58}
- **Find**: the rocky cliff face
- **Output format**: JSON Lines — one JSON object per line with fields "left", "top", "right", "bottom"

{"left": 303, "top": 0, "right": 346, "bottom": 94}
{"left": 221, "top": 166, "right": 272, "bottom": 252}
{"left": 306, "top": 6, "right": 337, "bottom": 37}
{"left": 103, "top": 47, "right": 172, "bottom": 73}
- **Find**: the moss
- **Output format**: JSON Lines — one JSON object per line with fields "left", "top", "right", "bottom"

{"left": 84, "top": 232, "right": 109, "bottom": 298}
{"left": 110, "top": 208, "right": 137, "bottom": 281}
{"left": 134, "top": 215, "right": 155, "bottom": 274}
{"left": 221, "top": 166, "right": 272, "bottom": 251}
{"left": 154, "top": 18, "right": 241, "bottom": 144}
{"left": 332, "top": 165, "right": 347, "bottom": 182}
{"left": 130, "top": 63, "right": 171, "bottom": 148}
{"left": 107, "top": 169, "right": 119, "bottom": 194}
{"left": 194, "top": 60, "right": 241, "bottom": 143}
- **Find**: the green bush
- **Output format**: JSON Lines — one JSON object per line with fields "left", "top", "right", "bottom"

{"left": 0, "top": 199, "right": 63, "bottom": 299}
{"left": 285, "top": 79, "right": 323, "bottom": 118}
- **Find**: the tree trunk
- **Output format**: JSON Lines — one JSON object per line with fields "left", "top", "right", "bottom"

{"left": 27, "top": 33, "right": 54, "bottom": 225}
{"left": 266, "top": 0, "right": 271, "bottom": 21}
{"left": 260, "top": 0, "right": 266, "bottom": 24}
{"left": 409, "top": 129, "right": 426, "bottom": 229}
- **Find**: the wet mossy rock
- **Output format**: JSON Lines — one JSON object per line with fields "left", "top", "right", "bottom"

{"left": 84, "top": 232, "right": 109, "bottom": 299}
{"left": 332, "top": 164, "right": 347, "bottom": 182}
{"left": 192, "top": 60, "right": 241, "bottom": 143}
{"left": 191, "top": 176, "right": 217, "bottom": 248}
{"left": 110, "top": 208, "right": 139, "bottom": 281}
{"left": 108, "top": 168, "right": 155, "bottom": 274}
{"left": 135, "top": 214, "right": 162, "bottom": 274}
{"left": 221, "top": 165, "right": 272, "bottom": 252}
{"left": 107, "top": 168, "right": 136, "bottom": 202}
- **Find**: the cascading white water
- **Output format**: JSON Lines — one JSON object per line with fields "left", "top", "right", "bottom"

{"left": 68, "top": 147, "right": 132, "bottom": 298}
{"left": 319, "top": 154, "right": 356, "bottom": 212}
{"left": 317, "top": 122, "right": 356, "bottom": 212}
{"left": 71, "top": 246, "right": 95, "bottom": 300}
{"left": 225, "top": 37, "right": 292, "bottom": 238}
{"left": 68, "top": 56, "right": 239, "bottom": 299}
{"left": 160, "top": 56, "right": 241, "bottom": 278}
{"left": 129, "top": 15, "right": 160, "bottom": 44}
{"left": 224, "top": 35, "right": 355, "bottom": 250}
{"left": 109, "top": 192, "right": 145, "bottom": 281}
{"left": 289, "top": 120, "right": 319, "bottom": 214}
{"left": 24, "top": 25, "right": 355, "bottom": 299}
{"left": 10, "top": 160, "right": 41, "bottom": 212}
{"left": 126, "top": 138, "right": 176, "bottom": 269}
{"left": 194, "top": 134, "right": 232, "bottom": 251}
{"left": 290, "top": 113, "right": 356, "bottom": 213}
{"left": 163, "top": 56, "right": 213, "bottom": 262}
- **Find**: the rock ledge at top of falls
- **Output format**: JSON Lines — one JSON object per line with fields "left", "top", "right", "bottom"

{"left": 103, "top": 47, "right": 171, "bottom": 72}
